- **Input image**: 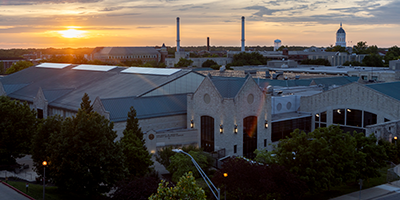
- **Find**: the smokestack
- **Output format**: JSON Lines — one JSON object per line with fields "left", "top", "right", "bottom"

{"left": 241, "top": 16, "right": 245, "bottom": 52}
{"left": 176, "top": 17, "right": 180, "bottom": 52}
{"left": 207, "top": 37, "right": 210, "bottom": 51}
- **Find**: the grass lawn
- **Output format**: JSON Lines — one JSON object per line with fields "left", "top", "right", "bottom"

{"left": 305, "top": 166, "right": 390, "bottom": 200}
{"left": 5, "top": 180, "right": 86, "bottom": 200}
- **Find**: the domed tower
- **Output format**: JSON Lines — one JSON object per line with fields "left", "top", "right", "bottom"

{"left": 335, "top": 22, "right": 346, "bottom": 47}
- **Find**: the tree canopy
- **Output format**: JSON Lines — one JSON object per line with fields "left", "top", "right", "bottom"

{"left": 174, "top": 57, "right": 193, "bottom": 67}
{"left": 255, "top": 125, "right": 388, "bottom": 193}
{"left": 229, "top": 52, "right": 267, "bottom": 66}
{"left": 0, "top": 96, "right": 37, "bottom": 165}
{"left": 212, "top": 157, "right": 307, "bottom": 200}
{"left": 6, "top": 60, "right": 34, "bottom": 74}
{"left": 48, "top": 94, "right": 126, "bottom": 195}
{"left": 120, "top": 106, "right": 153, "bottom": 178}
{"left": 148, "top": 172, "right": 207, "bottom": 200}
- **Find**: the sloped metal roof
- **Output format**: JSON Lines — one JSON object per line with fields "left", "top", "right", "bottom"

{"left": 257, "top": 76, "right": 357, "bottom": 88}
{"left": 366, "top": 82, "right": 400, "bottom": 102}
{"left": 101, "top": 94, "right": 187, "bottom": 122}
{"left": 210, "top": 76, "right": 247, "bottom": 98}
{"left": 0, "top": 64, "right": 192, "bottom": 111}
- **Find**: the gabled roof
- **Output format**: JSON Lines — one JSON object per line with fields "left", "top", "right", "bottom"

{"left": 0, "top": 64, "right": 192, "bottom": 111}
{"left": 366, "top": 82, "right": 400, "bottom": 102}
{"left": 210, "top": 76, "right": 247, "bottom": 98}
{"left": 101, "top": 94, "right": 187, "bottom": 122}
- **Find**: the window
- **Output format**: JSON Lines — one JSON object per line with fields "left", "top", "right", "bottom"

{"left": 346, "top": 109, "right": 362, "bottom": 127}
{"left": 385, "top": 118, "right": 390, "bottom": 122}
{"left": 37, "top": 109, "right": 43, "bottom": 119}
{"left": 364, "top": 111, "right": 377, "bottom": 126}
{"left": 234, "top": 145, "right": 237, "bottom": 154}
{"left": 201, "top": 116, "right": 214, "bottom": 152}
{"left": 333, "top": 109, "right": 345, "bottom": 125}
{"left": 272, "top": 117, "right": 311, "bottom": 142}
{"left": 264, "top": 139, "right": 267, "bottom": 147}
{"left": 243, "top": 116, "right": 257, "bottom": 159}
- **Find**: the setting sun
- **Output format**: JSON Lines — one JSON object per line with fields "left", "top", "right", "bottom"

{"left": 58, "top": 29, "right": 87, "bottom": 38}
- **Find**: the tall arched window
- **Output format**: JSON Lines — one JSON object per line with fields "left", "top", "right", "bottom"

{"left": 201, "top": 116, "right": 214, "bottom": 152}
{"left": 243, "top": 116, "right": 257, "bottom": 159}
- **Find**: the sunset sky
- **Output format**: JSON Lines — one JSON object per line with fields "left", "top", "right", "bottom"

{"left": 0, "top": 0, "right": 399, "bottom": 49}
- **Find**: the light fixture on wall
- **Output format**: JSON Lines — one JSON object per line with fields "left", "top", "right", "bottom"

{"left": 190, "top": 119, "right": 194, "bottom": 128}
{"left": 315, "top": 113, "right": 320, "bottom": 118}
{"left": 220, "top": 124, "right": 223, "bottom": 134}
{"left": 347, "top": 108, "right": 351, "bottom": 112}
{"left": 337, "top": 109, "right": 341, "bottom": 114}
{"left": 234, "top": 125, "right": 238, "bottom": 134}
{"left": 265, "top": 120, "right": 268, "bottom": 128}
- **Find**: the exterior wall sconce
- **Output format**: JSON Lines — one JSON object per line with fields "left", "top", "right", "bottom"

{"left": 234, "top": 125, "right": 238, "bottom": 134}
{"left": 220, "top": 124, "right": 223, "bottom": 134}
{"left": 190, "top": 119, "right": 194, "bottom": 128}
{"left": 347, "top": 109, "right": 351, "bottom": 112}
{"left": 265, "top": 120, "right": 268, "bottom": 128}
{"left": 315, "top": 113, "right": 320, "bottom": 118}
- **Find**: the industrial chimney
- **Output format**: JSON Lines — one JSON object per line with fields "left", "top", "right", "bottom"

{"left": 241, "top": 16, "right": 245, "bottom": 52}
{"left": 176, "top": 17, "right": 180, "bottom": 52}
{"left": 207, "top": 37, "right": 210, "bottom": 51}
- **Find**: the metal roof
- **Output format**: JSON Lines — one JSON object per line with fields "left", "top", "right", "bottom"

{"left": 257, "top": 76, "right": 358, "bottom": 88}
{"left": 0, "top": 64, "right": 192, "bottom": 111}
{"left": 101, "top": 94, "right": 188, "bottom": 122}
{"left": 366, "top": 82, "right": 400, "bottom": 102}
{"left": 210, "top": 76, "right": 247, "bottom": 98}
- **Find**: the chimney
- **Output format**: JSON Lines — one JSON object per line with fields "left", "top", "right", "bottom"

{"left": 176, "top": 17, "right": 180, "bottom": 52}
{"left": 241, "top": 16, "right": 245, "bottom": 52}
{"left": 207, "top": 37, "right": 210, "bottom": 51}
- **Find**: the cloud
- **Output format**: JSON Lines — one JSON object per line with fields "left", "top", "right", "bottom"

{"left": 0, "top": 0, "right": 102, "bottom": 5}
{"left": 244, "top": 6, "right": 284, "bottom": 16}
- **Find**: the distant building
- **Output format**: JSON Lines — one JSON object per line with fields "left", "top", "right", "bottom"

{"left": 335, "top": 23, "right": 346, "bottom": 47}
{"left": 90, "top": 46, "right": 162, "bottom": 64}
{"left": 0, "top": 58, "right": 25, "bottom": 73}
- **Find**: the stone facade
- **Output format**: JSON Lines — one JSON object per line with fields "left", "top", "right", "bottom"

{"left": 187, "top": 75, "right": 271, "bottom": 156}
{"left": 365, "top": 119, "right": 400, "bottom": 141}
{"left": 299, "top": 82, "right": 400, "bottom": 130}
{"left": 33, "top": 88, "right": 48, "bottom": 119}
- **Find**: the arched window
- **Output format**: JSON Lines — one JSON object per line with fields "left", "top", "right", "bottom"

{"left": 201, "top": 116, "right": 214, "bottom": 152}
{"left": 243, "top": 116, "right": 257, "bottom": 159}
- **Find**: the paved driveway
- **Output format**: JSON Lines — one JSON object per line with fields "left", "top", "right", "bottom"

{"left": 0, "top": 183, "right": 31, "bottom": 200}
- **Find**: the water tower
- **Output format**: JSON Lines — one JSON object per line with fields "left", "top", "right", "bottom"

{"left": 274, "top": 39, "right": 282, "bottom": 51}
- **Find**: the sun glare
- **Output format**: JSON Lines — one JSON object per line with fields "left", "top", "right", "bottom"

{"left": 58, "top": 29, "right": 87, "bottom": 38}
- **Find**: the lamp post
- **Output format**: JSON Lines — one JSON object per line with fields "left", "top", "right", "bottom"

{"left": 42, "top": 161, "right": 47, "bottom": 200}
{"left": 223, "top": 173, "right": 228, "bottom": 200}
{"left": 172, "top": 149, "right": 220, "bottom": 200}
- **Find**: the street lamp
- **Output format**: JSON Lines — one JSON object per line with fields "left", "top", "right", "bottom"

{"left": 223, "top": 173, "right": 228, "bottom": 200}
{"left": 172, "top": 149, "right": 220, "bottom": 200}
{"left": 42, "top": 161, "right": 47, "bottom": 200}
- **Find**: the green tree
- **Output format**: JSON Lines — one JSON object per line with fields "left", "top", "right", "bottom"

{"left": 80, "top": 93, "right": 93, "bottom": 114}
{"left": 48, "top": 94, "right": 125, "bottom": 195}
{"left": 5, "top": 60, "right": 34, "bottom": 74}
{"left": 353, "top": 41, "right": 368, "bottom": 54}
{"left": 167, "top": 150, "right": 212, "bottom": 183}
{"left": 120, "top": 106, "right": 153, "bottom": 178}
{"left": 0, "top": 96, "right": 37, "bottom": 165}
{"left": 354, "top": 132, "right": 387, "bottom": 180}
{"left": 231, "top": 52, "right": 266, "bottom": 66}
{"left": 31, "top": 115, "right": 63, "bottom": 178}
{"left": 300, "top": 58, "right": 331, "bottom": 66}
{"left": 362, "top": 53, "right": 384, "bottom": 67}
{"left": 0, "top": 61, "right": 5, "bottom": 74}
{"left": 212, "top": 157, "right": 307, "bottom": 200}
{"left": 202, "top": 59, "right": 218, "bottom": 68}
{"left": 384, "top": 46, "right": 400, "bottom": 66}
{"left": 148, "top": 172, "right": 206, "bottom": 200}
{"left": 174, "top": 58, "right": 193, "bottom": 68}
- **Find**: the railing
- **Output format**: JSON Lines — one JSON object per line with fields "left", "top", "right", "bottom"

{"left": 210, "top": 149, "right": 226, "bottom": 169}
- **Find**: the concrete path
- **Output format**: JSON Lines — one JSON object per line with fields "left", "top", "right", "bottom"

{"left": 0, "top": 182, "right": 32, "bottom": 200}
